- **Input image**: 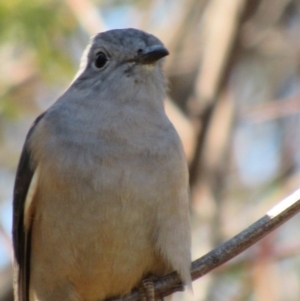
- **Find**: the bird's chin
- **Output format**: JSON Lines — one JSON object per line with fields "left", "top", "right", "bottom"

{"left": 137, "top": 61, "right": 164, "bottom": 76}
{"left": 142, "top": 63, "right": 156, "bottom": 71}
{"left": 122, "top": 62, "right": 157, "bottom": 79}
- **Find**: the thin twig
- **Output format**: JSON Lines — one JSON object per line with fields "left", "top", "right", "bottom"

{"left": 112, "top": 189, "right": 300, "bottom": 301}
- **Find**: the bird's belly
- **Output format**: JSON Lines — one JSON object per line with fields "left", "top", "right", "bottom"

{"left": 30, "top": 169, "right": 170, "bottom": 301}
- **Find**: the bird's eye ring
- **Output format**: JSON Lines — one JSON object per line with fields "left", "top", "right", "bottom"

{"left": 94, "top": 52, "right": 108, "bottom": 69}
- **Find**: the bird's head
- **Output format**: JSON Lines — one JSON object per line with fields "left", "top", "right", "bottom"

{"left": 72, "top": 28, "right": 169, "bottom": 103}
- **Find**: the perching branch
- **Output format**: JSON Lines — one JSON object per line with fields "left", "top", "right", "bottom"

{"left": 113, "top": 189, "right": 300, "bottom": 301}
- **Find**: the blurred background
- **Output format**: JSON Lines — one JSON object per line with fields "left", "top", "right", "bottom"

{"left": 1, "top": 0, "right": 300, "bottom": 300}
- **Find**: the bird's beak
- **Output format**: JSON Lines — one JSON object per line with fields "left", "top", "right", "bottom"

{"left": 136, "top": 45, "right": 169, "bottom": 65}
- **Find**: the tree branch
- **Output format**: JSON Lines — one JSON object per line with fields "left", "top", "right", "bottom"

{"left": 112, "top": 189, "right": 300, "bottom": 301}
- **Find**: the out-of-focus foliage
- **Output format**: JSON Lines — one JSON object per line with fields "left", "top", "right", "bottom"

{"left": 0, "top": 0, "right": 77, "bottom": 79}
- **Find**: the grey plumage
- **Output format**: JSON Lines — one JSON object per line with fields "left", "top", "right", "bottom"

{"left": 12, "top": 28, "right": 191, "bottom": 301}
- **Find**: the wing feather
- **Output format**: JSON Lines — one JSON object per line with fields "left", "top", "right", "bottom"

{"left": 12, "top": 113, "right": 45, "bottom": 301}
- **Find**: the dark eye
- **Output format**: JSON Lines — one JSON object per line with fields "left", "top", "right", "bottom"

{"left": 137, "top": 49, "right": 143, "bottom": 55}
{"left": 95, "top": 52, "right": 107, "bottom": 68}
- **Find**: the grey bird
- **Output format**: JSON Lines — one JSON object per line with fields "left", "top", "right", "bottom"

{"left": 12, "top": 28, "right": 191, "bottom": 301}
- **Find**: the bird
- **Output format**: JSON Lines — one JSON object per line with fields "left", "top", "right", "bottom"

{"left": 12, "top": 28, "right": 191, "bottom": 301}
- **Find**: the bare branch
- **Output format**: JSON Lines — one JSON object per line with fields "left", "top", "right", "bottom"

{"left": 112, "top": 189, "right": 300, "bottom": 301}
